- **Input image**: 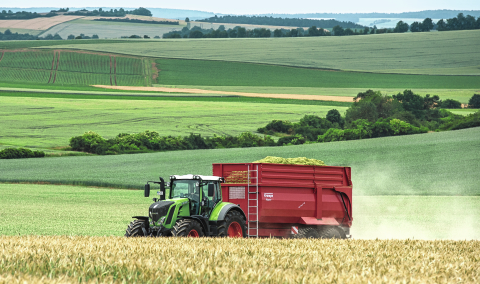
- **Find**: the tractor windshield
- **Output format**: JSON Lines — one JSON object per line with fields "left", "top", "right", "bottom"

{"left": 171, "top": 180, "right": 200, "bottom": 203}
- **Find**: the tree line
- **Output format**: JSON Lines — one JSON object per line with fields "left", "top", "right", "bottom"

{"left": 197, "top": 15, "right": 365, "bottom": 29}
{"left": 392, "top": 13, "right": 480, "bottom": 33}
{"left": 0, "top": 10, "right": 57, "bottom": 20}
{"left": 0, "top": 29, "right": 62, "bottom": 40}
{"left": 93, "top": 18, "right": 178, "bottom": 25}
{"left": 66, "top": 7, "right": 152, "bottom": 17}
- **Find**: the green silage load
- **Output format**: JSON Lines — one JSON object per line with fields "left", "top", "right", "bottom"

{"left": 253, "top": 156, "right": 326, "bottom": 166}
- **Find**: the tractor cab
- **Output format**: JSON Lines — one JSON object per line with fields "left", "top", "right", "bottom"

{"left": 169, "top": 175, "right": 223, "bottom": 216}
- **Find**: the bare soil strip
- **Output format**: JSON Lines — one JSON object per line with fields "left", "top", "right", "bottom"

{"left": 92, "top": 85, "right": 355, "bottom": 102}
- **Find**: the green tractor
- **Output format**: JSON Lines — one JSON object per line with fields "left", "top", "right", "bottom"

{"left": 125, "top": 174, "right": 247, "bottom": 237}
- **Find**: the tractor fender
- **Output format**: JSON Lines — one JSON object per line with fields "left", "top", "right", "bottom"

{"left": 181, "top": 216, "right": 209, "bottom": 235}
{"left": 217, "top": 204, "right": 246, "bottom": 221}
{"left": 132, "top": 216, "right": 149, "bottom": 221}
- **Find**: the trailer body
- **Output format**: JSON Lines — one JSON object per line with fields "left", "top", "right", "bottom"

{"left": 213, "top": 163, "right": 353, "bottom": 238}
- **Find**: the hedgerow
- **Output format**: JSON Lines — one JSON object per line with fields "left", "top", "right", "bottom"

{"left": 0, "top": 148, "right": 45, "bottom": 159}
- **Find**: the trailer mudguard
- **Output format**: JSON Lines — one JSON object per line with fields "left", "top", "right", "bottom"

{"left": 299, "top": 217, "right": 339, "bottom": 226}
{"left": 210, "top": 203, "right": 246, "bottom": 221}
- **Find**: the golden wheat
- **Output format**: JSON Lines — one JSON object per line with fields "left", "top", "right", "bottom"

{"left": 0, "top": 236, "right": 478, "bottom": 283}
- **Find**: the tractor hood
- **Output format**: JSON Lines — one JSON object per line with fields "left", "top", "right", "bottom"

{"left": 149, "top": 201, "right": 174, "bottom": 222}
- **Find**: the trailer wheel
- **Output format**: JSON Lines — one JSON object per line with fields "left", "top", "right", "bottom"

{"left": 218, "top": 210, "right": 246, "bottom": 238}
{"left": 296, "top": 226, "right": 320, "bottom": 238}
{"left": 125, "top": 219, "right": 147, "bottom": 237}
{"left": 318, "top": 226, "right": 343, "bottom": 239}
{"left": 172, "top": 219, "right": 204, "bottom": 237}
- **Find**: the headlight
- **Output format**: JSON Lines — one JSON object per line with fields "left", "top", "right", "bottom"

{"left": 158, "top": 216, "right": 166, "bottom": 225}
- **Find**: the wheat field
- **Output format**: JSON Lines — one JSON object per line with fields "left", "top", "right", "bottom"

{"left": 0, "top": 236, "right": 478, "bottom": 283}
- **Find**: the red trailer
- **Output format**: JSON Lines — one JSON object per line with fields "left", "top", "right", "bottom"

{"left": 213, "top": 163, "right": 353, "bottom": 238}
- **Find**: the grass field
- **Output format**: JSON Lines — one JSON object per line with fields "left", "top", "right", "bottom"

{"left": 156, "top": 58, "right": 480, "bottom": 90}
{"left": 48, "top": 30, "right": 480, "bottom": 75}
{"left": 0, "top": 127, "right": 478, "bottom": 196}
{"left": 1, "top": 236, "right": 477, "bottom": 283}
{"left": 0, "top": 96, "right": 346, "bottom": 148}
{"left": 1, "top": 183, "right": 479, "bottom": 239}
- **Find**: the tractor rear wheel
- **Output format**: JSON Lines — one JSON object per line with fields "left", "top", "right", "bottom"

{"left": 218, "top": 210, "right": 246, "bottom": 238}
{"left": 317, "top": 226, "right": 343, "bottom": 239}
{"left": 171, "top": 219, "right": 204, "bottom": 237}
{"left": 125, "top": 219, "right": 147, "bottom": 237}
{"left": 296, "top": 226, "right": 320, "bottom": 238}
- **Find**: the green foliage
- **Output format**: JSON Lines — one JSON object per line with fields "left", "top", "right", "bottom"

{"left": 439, "top": 111, "right": 480, "bottom": 130}
{"left": 437, "top": 13, "right": 480, "bottom": 31}
{"left": 394, "top": 21, "right": 409, "bottom": 33}
{"left": 440, "top": 99, "right": 462, "bottom": 109}
{"left": 468, "top": 94, "right": 480, "bottom": 108}
{"left": 0, "top": 148, "right": 45, "bottom": 159}
{"left": 69, "top": 131, "right": 276, "bottom": 155}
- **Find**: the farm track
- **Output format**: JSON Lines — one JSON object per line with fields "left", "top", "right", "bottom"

{"left": 47, "top": 51, "right": 55, "bottom": 84}
{"left": 93, "top": 85, "right": 355, "bottom": 102}
{"left": 52, "top": 51, "right": 60, "bottom": 84}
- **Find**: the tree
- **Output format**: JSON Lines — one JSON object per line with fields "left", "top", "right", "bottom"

{"left": 440, "top": 99, "right": 462, "bottom": 109}
{"left": 436, "top": 19, "right": 447, "bottom": 31}
{"left": 326, "top": 109, "right": 345, "bottom": 128}
{"left": 67, "top": 34, "right": 75, "bottom": 40}
{"left": 273, "top": 29, "right": 282, "bottom": 37}
{"left": 394, "top": 21, "right": 409, "bottom": 33}
{"left": 421, "top": 18, "right": 434, "bottom": 31}
{"left": 189, "top": 30, "right": 203, "bottom": 38}
{"left": 92, "top": 34, "right": 99, "bottom": 39}
{"left": 308, "top": 25, "right": 319, "bottom": 36}
{"left": 468, "top": 94, "right": 480, "bottom": 108}
{"left": 344, "top": 28, "right": 354, "bottom": 35}
{"left": 185, "top": 17, "right": 190, "bottom": 22}
{"left": 143, "top": 35, "right": 150, "bottom": 39}
{"left": 332, "top": 25, "right": 344, "bottom": 36}
{"left": 363, "top": 27, "right": 370, "bottom": 34}
{"left": 410, "top": 21, "right": 421, "bottom": 32}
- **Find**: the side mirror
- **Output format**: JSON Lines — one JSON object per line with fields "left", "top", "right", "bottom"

{"left": 208, "top": 184, "right": 215, "bottom": 197}
{"left": 144, "top": 184, "right": 150, "bottom": 197}
{"left": 159, "top": 177, "right": 166, "bottom": 201}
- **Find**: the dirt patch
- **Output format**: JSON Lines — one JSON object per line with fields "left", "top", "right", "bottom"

{"left": 0, "top": 16, "right": 84, "bottom": 30}
{"left": 92, "top": 85, "right": 355, "bottom": 102}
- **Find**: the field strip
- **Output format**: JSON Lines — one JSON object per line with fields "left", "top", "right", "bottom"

{"left": 93, "top": 85, "right": 356, "bottom": 102}
{"left": 0, "top": 87, "right": 234, "bottom": 97}
{"left": 0, "top": 51, "right": 4, "bottom": 64}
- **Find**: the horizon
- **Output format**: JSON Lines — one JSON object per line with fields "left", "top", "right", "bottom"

{"left": 1, "top": 0, "right": 479, "bottom": 15}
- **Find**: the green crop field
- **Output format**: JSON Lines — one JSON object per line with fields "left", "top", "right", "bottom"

{"left": 1, "top": 183, "right": 479, "bottom": 239}
{"left": 0, "top": 50, "right": 146, "bottom": 86}
{"left": 1, "top": 127, "right": 478, "bottom": 196}
{"left": 156, "top": 58, "right": 480, "bottom": 90}
{"left": 0, "top": 96, "right": 346, "bottom": 148}
{"left": 48, "top": 30, "right": 480, "bottom": 75}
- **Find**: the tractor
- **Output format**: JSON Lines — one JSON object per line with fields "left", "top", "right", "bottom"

{"left": 125, "top": 174, "right": 247, "bottom": 237}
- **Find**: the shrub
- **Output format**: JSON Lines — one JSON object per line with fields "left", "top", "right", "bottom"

{"left": 0, "top": 148, "right": 45, "bottom": 159}
{"left": 468, "top": 94, "right": 480, "bottom": 108}
{"left": 440, "top": 99, "right": 462, "bottom": 109}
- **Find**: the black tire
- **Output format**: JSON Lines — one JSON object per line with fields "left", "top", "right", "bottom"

{"left": 171, "top": 219, "right": 204, "bottom": 237}
{"left": 317, "top": 226, "right": 344, "bottom": 239}
{"left": 218, "top": 210, "right": 247, "bottom": 237}
{"left": 296, "top": 226, "right": 320, "bottom": 238}
{"left": 125, "top": 219, "right": 147, "bottom": 237}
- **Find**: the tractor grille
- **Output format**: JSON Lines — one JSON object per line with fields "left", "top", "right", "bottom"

{"left": 149, "top": 201, "right": 174, "bottom": 222}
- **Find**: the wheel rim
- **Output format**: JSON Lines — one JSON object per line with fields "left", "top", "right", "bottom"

{"left": 187, "top": 229, "right": 199, "bottom": 237}
{"left": 227, "top": 222, "right": 243, "bottom": 237}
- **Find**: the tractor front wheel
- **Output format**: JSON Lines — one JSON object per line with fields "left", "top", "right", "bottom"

{"left": 171, "top": 219, "right": 204, "bottom": 237}
{"left": 218, "top": 210, "right": 246, "bottom": 238}
{"left": 125, "top": 219, "right": 147, "bottom": 237}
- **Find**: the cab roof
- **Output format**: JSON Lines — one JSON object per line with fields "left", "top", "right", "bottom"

{"left": 170, "top": 174, "right": 224, "bottom": 182}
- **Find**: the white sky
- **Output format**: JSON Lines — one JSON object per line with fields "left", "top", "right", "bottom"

{"left": 2, "top": 0, "right": 479, "bottom": 14}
